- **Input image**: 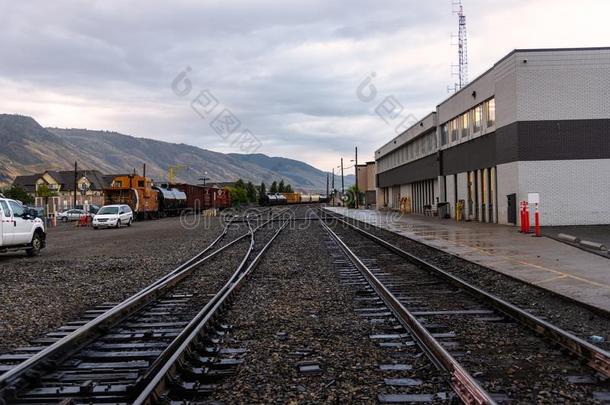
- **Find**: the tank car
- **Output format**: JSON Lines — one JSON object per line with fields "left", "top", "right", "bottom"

{"left": 154, "top": 186, "right": 187, "bottom": 216}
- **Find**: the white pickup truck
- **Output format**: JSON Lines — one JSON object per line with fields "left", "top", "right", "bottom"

{"left": 0, "top": 196, "right": 46, "bottom": 256}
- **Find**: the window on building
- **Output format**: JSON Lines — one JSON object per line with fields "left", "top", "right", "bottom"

{"left": 441, "top": 124, "right": 448, "bottom": 145}
{"left": 473, "top": 105, "right": 482, "bottom": 132}
{"left": 461, "top": 113, "right": 469, "bottom": 138}
{"left": 450, "top": 118, "right": 459, "bottom": 141}
{"left": 138, "top": 180, "right": 145, "bottom": 187}
{"left": 486, "top": 98, "right": 495, "bottom": 127}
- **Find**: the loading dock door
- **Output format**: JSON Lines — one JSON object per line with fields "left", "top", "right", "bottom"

{"left": 507, "top": 193, "right": 517, "bottom": 224}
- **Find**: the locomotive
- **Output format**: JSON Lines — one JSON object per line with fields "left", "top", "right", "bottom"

{"left": 104, "top": 175, "right": 231, "bottom": 219}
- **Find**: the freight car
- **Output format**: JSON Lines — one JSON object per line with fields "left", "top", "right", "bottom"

{"left": 281, "top": 192, "right": 301, "bottom": 204}
{"left": 153, "top": 185, "right": 187, "bottom": 216}
{"left": 171, "top": 183, "right": 232, "bottom": 211}
{"left": 104, "top": 175, "right": 159, "bottom": 219}
{"left": 263, "top": 193, "right": 329, "bottom": 206}
{"left": 260, "top": 193, "right": 288, "bottom": 206}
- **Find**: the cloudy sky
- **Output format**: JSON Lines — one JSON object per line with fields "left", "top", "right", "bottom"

{"left": 1, "top": 0, "right": 608, "bottom": 171}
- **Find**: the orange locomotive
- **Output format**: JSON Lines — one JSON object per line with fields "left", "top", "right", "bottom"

{"left": 104, "top": 174, "right": 159, "bottom": 219}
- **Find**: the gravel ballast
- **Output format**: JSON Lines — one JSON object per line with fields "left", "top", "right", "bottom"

{"left": 0, "top": 215, "right": 224, "bottom": 352}
{"left": 325, "top": 210, "right": 610, "bottom": 351}
{"left": 211, "top": 221, "right": 449, "bottom": 403}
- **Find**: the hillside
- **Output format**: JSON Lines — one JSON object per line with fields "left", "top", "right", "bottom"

{"left": 0, "top": 114, "right": 353, "bottom": 192}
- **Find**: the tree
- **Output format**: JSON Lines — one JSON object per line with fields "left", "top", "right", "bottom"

{"left": 284, "top": 184, "right": 293, "bottom": 193}
{"left": 245, "top": 181, "right": 257, "bottom": 202}
{"left": 346, "top": 184, "right": 361, "bottom": 208}
{"left": 269, "top": 181, "right": 278, "bottom": 193}
{"left": 36, "top": 184, "right": 58, "bottom": 210}
{"left": 235, "top": 179, "right": 246, "bottom": 189}
{"left": 259, "top": 182, "right": 267, "bottom": 196}
{"left": 228, "top": 186, "right": 248, "bottom": 206}
{"left": 278, "top": 179, "right": 285, "bottom": 193}
{"left": 1, "top": 184, "right": 34, "bottom": 205}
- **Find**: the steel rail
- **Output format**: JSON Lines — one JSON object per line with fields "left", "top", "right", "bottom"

{"left": 0, "top": 208, "right": 288, "bottom": 399}
{"left": 318, "top": 214, "right": 496, "bottom": 405}
{"left": 322, "top": 209, "right": 610, "bottom": 378}
{"left": 133, "top": 218, "right": 289, "bottom": 403}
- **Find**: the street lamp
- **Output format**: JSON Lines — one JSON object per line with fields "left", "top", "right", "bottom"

{"left": 199, "top": 171, "right": 210, "bottom": 187}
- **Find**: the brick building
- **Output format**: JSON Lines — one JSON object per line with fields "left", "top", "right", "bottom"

{"left": 376, "top": 47, "right": 610, "bottom": 226}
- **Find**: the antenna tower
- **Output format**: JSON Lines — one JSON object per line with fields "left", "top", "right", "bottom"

{"left": 448, "top": 0, "right": 468, "bottom": 92}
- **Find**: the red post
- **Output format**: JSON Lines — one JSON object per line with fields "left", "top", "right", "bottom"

{"left": 534, "top": 203, "right": 541, "bottom": 237}
{"left": 525, "top": 203, "right": 531, "bottom": 234}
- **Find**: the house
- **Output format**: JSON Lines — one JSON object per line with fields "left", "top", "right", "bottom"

{"left": 13, "top": 170, "right": 112, "bottom": 213}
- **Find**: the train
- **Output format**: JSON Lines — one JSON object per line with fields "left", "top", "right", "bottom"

{"left": 104, "top": 175, "right": 231, "bottom": 219}
{"left": 260, "top": 192, "right": 329, "bottom": 206}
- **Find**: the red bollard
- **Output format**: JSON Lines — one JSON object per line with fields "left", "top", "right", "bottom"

{"left": 519, "top": 201, "right": 524, "bottom": 232}
{"left": 525, "top": 203, "right": 531, "bottom": 234}
{"left": 534, "top": 203, "right": 541, "bottom": 237}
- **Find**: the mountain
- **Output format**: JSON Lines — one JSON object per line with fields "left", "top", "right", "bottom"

{"left": 0, "top": 114, "right": 353, "bottom": 192}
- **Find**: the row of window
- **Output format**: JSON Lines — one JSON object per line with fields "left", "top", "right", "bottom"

{"left": 440, "top": 98, "right": 495, "bottom": 146}
{"left": 377, "top": 131, "right": 437, "bottom": 172}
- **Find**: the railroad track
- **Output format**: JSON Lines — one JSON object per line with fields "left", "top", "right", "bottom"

{"left": 320, "top": 209, "right": 610, "bottom": 404}
{"left": 0, "top": 207, "right": 290, "bottom": 404}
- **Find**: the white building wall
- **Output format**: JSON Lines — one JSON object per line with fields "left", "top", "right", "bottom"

{"left": 515, "top": 49, "right": 610, "bottom": 121}
{"left": 517, "top": 159, "right": 610, "bottom": 226}
{"left": 456, "top": 172, "right": 468, "bottom": 203}
{"left": 497, "top": 162, "right": 519, "bottom": 225}
{"left": 445, "top": 175, "right": 456, "bottom": 218}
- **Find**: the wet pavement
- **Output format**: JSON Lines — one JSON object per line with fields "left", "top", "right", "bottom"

{"left": 542, "top": 225, "right": 610, "bottom": 257}
{"left": 325, "top": 207, "right": 610, "bottom": 313}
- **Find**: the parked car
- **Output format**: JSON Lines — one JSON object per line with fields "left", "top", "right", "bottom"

{"left": 57, "top": 209, "right": 90, "bottom": 222}
{"left": 75, "top": 204, "right": 101, "bottom": 214}
{"left": 92, "top": 204, "right": 133, "bottom": 229}
{"left": 0, "top": 197, "right": 46, "bottom": 256}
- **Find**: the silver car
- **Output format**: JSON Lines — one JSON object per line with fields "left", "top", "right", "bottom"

{"left": 57, "top": 209, "right": 89, "bottom": 222}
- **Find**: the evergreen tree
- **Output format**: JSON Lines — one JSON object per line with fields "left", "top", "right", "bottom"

{"left": 270, "top": 181, "right": 278, "bottom": 193}
{"left": 278, "top": 179, "right": 285, "bottom": 193}
{"left": 284, "top": 184, "right": 293, "bottom": 193}
{"left": 259, "top": 182, "right": 267, "bottom": 196}
{"left": 245, "top": 181, "right": 257, "bottom": 202}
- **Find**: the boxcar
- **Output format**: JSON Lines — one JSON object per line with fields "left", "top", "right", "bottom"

{"left": 282, "top": 192, "right": 301, "bottom": 204}
{"left": 171, "top": 184, "right": 231, "bottom": 211}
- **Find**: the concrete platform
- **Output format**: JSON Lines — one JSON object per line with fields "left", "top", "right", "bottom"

{"left": 325, "top": 207, "right": 610, "bottom": 313}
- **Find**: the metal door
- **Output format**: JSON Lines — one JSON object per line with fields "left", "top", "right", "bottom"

{"left": 507, "top": 193, "right": 517, "bottom": 224}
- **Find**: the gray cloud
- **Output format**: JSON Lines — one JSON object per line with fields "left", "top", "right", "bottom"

{"left": 0, "top": 0, "right": 604, "bottom": 170}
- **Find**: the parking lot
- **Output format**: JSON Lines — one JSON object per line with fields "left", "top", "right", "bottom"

{"left": 0, "top": 216, "right": 223, "bottom": 352}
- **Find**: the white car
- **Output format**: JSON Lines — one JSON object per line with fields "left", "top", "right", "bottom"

{"left": 92, "top": 204, "right": 133, "bottom": 229}
{"left": 0, "top": 197, "right": 46, "bottom": 256}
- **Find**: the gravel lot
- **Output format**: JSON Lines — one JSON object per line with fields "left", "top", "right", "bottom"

{"left": 327, "top": 211, "right": 610, "bottom": 351}
{"left": 211, "top": 221, "right": 449, "bottom": 403}
{"left": 0, "top": 215, "right": 224, "bottom": 352}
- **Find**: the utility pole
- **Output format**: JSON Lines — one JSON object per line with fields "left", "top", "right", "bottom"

{"left": 326, "top": 172, "right": 329, "bottom": 199}
{"left": 341, "top": 157, "right": 344, "bottom": 195}
{"left": 331, "top": 168, "right": 335, "bottom": 206}
{"left": 354, "top": 146, "right": 359, "bottom": 209}
{"left": 73, "top": 161, "right": 78, "bottom": 208}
